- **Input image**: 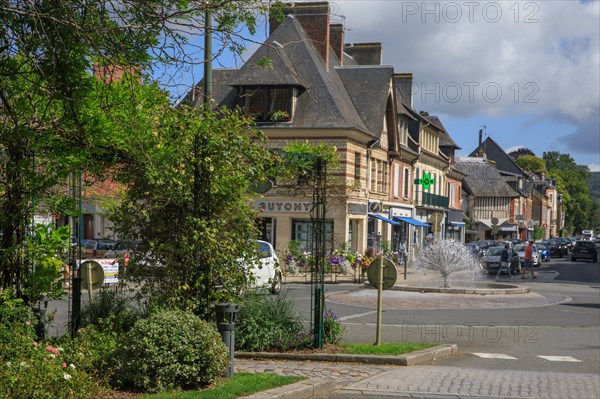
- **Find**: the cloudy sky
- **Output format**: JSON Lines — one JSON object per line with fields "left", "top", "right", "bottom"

{"left": 333, "top": 0, "right": 600, "bottom": 170}
{"left": 171, "top": 0, "right": 599, "bottom": 171}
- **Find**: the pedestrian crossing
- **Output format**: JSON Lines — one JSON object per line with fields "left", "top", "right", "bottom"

{"left": 473, "top": 352, "right": 584, "bottom": 362}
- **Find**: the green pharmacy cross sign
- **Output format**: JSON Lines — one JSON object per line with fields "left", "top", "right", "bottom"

{"left": 414, "top": 173, "right": 435, "bottom": 190}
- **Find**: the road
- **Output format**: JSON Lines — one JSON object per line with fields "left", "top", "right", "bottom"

{"left": 285, "top": 255, "right": 600, "bottom": 376}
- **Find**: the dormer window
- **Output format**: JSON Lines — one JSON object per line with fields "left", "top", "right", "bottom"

{"left": 240, "top": 86, "right": 295, "bottom": 123}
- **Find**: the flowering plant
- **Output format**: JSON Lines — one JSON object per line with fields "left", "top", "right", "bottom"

{"left": 284, "top": 240, "right": 310, "bottom": 274}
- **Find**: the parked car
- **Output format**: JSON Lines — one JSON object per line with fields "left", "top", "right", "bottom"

{"left": 515, "top": 243, "right": 541, "bottom": 267}
{"left": 464, "top": 243, "right": 483, "bottom": 259}
{"left": 535, "top": 242, "right": 550, "bottom": 262}
{"left": 546, "top": 239, "right": 567, "bottom": 257}
{"left": 481, "top": 246, "right": 519, "bottom": 274}
{"left": 558, "top": 237, "right": 573, "bottom": 253}
{"left": 80, "top": 239, "right": 116, "bottom": 258}
{"left": 243, "top": 240, "right": 283, "bottom": 295}
{"left": 571, "top": 241, "right": 598, "bottom": 263}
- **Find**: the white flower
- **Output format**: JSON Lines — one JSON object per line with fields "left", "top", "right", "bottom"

{"left": 69, "top": 363, "right": 76, "bottom": 369}
{"left": 63, "top": 373, "right": 72, "bottom": 380}
{"left": 6, "top": 361, "right": 11, "bottom": 367}
{"left": 49, "top": 354, "right": 56, "bottom": 358}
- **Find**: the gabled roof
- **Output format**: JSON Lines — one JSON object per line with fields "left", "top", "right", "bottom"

{"left": 425, "top": 115, "right": 461, "bottom": 149}
{"left": 469, "top": 137, "right": 526, "bottom": 177}
{"left": 336, "top": 66, "right": 394, "bottom": 137}
{"left": 455, "top": 158, "right": 518, "bottom": 198}
{"left": 227, "top": 42, "right": 303, "bottom": 87}
{"left": 183, "top": 15, "right": 375, "bottom": 136}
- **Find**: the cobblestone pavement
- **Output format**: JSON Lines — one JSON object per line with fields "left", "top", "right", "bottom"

{"left": 236, "top": 358, "right": 397, "bottom": 383}
{"left": 336, "top": 365, "right": 600, "bottom": 399}
{"left": 237, "top": 359, "right": 600, "bottom": 398}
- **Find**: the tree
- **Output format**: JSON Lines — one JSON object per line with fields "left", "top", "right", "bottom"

{"left": 1, "top": 0, "right": 274, "bottom": 298}
{"left": 515, "top": 155, "right": 546, "bottom": 174}
{"left": 543, "top": 152, "right": 592, "bottom": 234}
{"left": 106, "top": 98, "right": 275, "bottom": 317}
{"left": 508, "top": 147, "right": 535, "bottom": 159}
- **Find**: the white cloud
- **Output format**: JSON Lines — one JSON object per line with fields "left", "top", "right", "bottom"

{"left": 338, "top": 0, "right": 599, "bottom": 119}
{"left": 589, "top": 164, "right": 600, "bottom": 172}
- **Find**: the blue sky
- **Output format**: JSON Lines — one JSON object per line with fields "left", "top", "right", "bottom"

{"left": 165, "top": 0, "right": 600, "bottom": 171}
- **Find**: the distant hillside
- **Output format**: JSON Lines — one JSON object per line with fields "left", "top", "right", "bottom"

{"left": 590, "top": 171, "right": 600, "bottom": 201}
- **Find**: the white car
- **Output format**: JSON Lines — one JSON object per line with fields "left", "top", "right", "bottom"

{"left": 245, "top": 240, "right": 283, "bottom": 295}
{"left": 515, "top": 243, "right": 541, "bottom": 267}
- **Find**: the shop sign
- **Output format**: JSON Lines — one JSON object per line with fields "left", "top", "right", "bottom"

{"left": 389, "top": 207, "right": 412, "bottom": 218}
{"left": 254, "top": 201, "right": 312, "bottom": 213}
{"left": 348, "top": 203, "right": 368, "bottom": 215}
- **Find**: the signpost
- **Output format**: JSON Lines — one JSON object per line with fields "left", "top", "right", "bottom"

{"left": 367, "top": 257, "right": 398, "bottom": 345}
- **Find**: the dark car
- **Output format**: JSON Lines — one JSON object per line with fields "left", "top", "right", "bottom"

{"left": 546, "top": 239, "right": 567, "bottom": 257}
{"left": 80, "top": 239, "right": 117, "bottom": 258}
{"left": 571, "top": 241, "right": 598, "bottom": 262}
{"left": 558, "top": 237, "right": 573, "bottom": 253}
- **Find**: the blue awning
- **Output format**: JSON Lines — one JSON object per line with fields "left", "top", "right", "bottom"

{"left": 368, "top": 213, "right": 399, "bottom": 225}
{"left": 393, "top": 216, "right": 430, "bottom": 227}
{"left": 450, "top": 221, "right": 466, "bottom": 227}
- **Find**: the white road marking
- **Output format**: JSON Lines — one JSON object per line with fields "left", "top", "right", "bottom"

{"left": 339, "top": 310, "right": 378, "bottom": 321}
{"left": 538, "top": 355, "right": 583, "bottom": 362}
{"left": 472, "top": 353, "right": 518, "bottom": 359}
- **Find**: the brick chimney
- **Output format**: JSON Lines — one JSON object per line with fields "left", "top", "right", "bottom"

{"left": 329, "top": 23, "right": 344, "bottom": 65}
{"left": 344, "top": 42, "right": 382, "bottom": 65}
{"left": 93, "top": 65, "right": 141, "bottom": 84}
{"left": 269, "top": 2, "right": 330, "bottom": 67}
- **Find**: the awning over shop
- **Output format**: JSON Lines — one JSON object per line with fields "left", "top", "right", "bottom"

{"left": 393, "top": 216, "right": 430, "bottom": 227}
{"left": 450, "top": 221, "right": 466, "bottom": 226}
{"left": 368, "top": 213, "right": 399, "bottom": 225}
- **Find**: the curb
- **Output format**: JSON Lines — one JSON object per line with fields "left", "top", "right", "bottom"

{"left": 239, "top": 378, "right": 335, "bottom": 399}
{"left": 236, "top": 344, "right": 458, "bottom": 366}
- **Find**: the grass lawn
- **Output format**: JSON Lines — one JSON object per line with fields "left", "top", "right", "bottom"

{"left": 339, "top": 342, "right": 435, "bottom": 356}
{"left": 142, "top": 373, "right": 305, "bottom": 399}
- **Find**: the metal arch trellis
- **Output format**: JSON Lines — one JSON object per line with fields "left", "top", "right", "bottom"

{"left": 309, "top": 157, "right": 327, "bottom": 349}
{"left": 68, "top": 171, "right": 83, "bottom": 337}
{"left": 271, "top": 149, "right": 327, "bottom": 349}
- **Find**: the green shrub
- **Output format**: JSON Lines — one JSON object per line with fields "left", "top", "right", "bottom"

{"left": 62, "top": 326, "right": 121, "bottom": 387}
{"left": 80, "top": 288, "right": 144, "bottom": 333}
{"left": 323, "top": 308, "right": 344, "bottom": 344}
{"left": 235, "top": 293, "right": 306, "bottom": 351}
{"left": 118, "top": 309, "right": 228, "bottom": 393}
{"left": 0, "top": 300, "right": 98, "bottom": 399}
{"left": 0, "top": 296, "right": 33, "bottom": 361}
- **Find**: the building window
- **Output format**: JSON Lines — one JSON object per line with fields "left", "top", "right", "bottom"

{"left": 354, "top": 152, "right": 361, "bottom": 184}
{"left": 403, "top": 167, "right": 410, "bottom": 198}
{"left": 292, "top": 219, "right": 334, "bottom": 254}
{"left": 242, "top": 86, "right": 293, "bottom": 122}
{"left": 393, "top": 164, "right": 400, "bottom": 198}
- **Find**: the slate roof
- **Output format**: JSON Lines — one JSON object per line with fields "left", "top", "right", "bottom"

{"left": 455, "top": 158, "right": 518, "bottom": 198}
{"left": 469, "top": 137, "right": 526, "bottom": 177}
{"left": 426, "top": 115, "right": 461, "bottom": 149}
{"left": 183, "top": 15, "right": 377, "bottom": 137}
{"left": 336, "top": 66, "right": 394, "bottom": 137}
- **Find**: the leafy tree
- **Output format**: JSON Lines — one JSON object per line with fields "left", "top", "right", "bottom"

{"left": 508, "top": 147, "right": 535, "bottom": 159}
{"left": 106, "top": 100, "right": 275, "bottom": 318}
{"left": 0, "top": 0, "right": 272, "bottom": 298}
{"left": 515, "top": 155, "right": 546, "bottom": 174}
{"left": 543, "top": 151, "right": 592, "bottom": 234}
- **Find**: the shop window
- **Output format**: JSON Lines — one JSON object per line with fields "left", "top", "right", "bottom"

{"left": 291, "top": 219, "right": 334, "bottom": 254}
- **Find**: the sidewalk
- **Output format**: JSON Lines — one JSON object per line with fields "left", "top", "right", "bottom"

{"left": 236, "top": 267, "right": 583, "bottom": 399}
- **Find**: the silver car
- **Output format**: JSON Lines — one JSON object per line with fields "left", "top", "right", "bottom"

{"left": 515, "top": 243, "right": 541, "bottom": 267}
